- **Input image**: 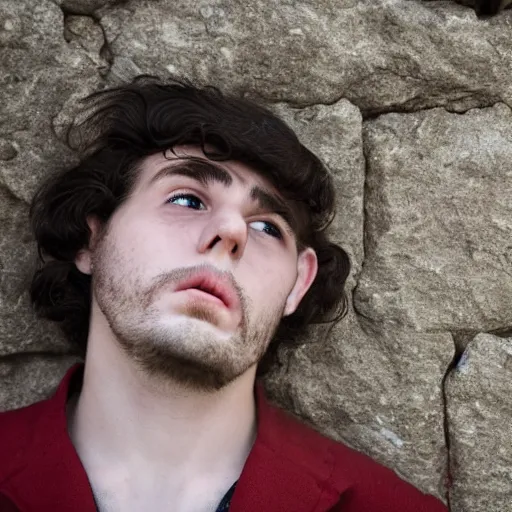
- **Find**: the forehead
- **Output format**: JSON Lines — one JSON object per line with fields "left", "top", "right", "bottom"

{"left": 135, "top": 146, "right": 277, "bottom": 193}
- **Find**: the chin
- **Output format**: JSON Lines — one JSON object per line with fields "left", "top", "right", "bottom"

{"left": 156, "top": 313, "right": 235, "bottom": 341}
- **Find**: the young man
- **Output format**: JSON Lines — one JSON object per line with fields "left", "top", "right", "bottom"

{"left": 0, "top": 77, "right": 448, "bottom": 511}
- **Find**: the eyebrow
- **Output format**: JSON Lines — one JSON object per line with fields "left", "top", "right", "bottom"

{"left": 148, "top": 160, "right": 297, "bottom": 233}
{"left": 249, "top": 186, "right": 295, "bottom": 233}
{"left": 148, "top": 159, "right": 233, "bottom": 188}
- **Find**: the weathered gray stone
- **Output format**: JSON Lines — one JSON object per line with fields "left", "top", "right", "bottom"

{"left": 0, "top": 0, "right": 102, "bottom": 202}
{"left": 446, "top": 333, "right": 512, "bottom": 512}
{"left": 264, "top": 311, "right": 453, "bottom": 500}
{"left": 99, "top": 0, "right": 512, "bottom": 114}
{"left": 0, "top": 355, "right": 81, "bottom": 412}
{"left": 64, "top": 15, "right": 110, "bottom": 71}
{"left": 355, "top": 104, "right": 512, "bottom": 333}
{"left": 0, "top": 0, "right": 101, "bottom": 354}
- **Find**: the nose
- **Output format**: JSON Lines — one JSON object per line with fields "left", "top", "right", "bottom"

{"left": 197, "top": 209, "right": 248, "bottom": 262}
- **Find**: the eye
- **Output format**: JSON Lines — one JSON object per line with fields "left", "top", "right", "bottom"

{"left": 250, "top": 220, "right": 283, "bottom": 239}
{"left": 166, "top": 193, "right": 206, "bottom": 210}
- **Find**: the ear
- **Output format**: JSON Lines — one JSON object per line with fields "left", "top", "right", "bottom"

{"left": 74, "top": 215, "right": 103, "bottom": 275}
{"left": 283, "top": 247, "right": 318, "bottom": 316}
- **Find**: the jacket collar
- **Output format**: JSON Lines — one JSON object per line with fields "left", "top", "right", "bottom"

{"left": 233, "top": 380, "right": 347, "bottom": 511}
{"left": 1, "top": 363, "right": 97, "bottom": 511}
{"left": 3, "top": 363, "right": 345, "bottom": 512}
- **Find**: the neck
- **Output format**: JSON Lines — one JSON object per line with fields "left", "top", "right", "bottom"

{"left": 67, "top": 332, "right": 258, "bottom": 491}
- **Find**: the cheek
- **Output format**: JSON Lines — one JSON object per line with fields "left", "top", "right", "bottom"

{"left": 121, "top": 212, "right": 199, "bottom": 267}
{"left": 241, "top": 251, "right": 297, "bottom": 307}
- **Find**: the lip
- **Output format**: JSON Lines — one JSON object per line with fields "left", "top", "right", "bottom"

{"left": 174, "top": 270, "right": 240, "bottom": 312}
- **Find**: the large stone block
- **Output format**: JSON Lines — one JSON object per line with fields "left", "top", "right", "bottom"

{"left": 0, "top": 0, "right": 102, "bottom": 202}
{"left": 98, "top": 0, "right": 512, "bottom": 113}
{"left": 446, "top": 333, "right": 512, "bottom": 512}
{"left": 355, "top": 104, "right": 512, "bottom": 333}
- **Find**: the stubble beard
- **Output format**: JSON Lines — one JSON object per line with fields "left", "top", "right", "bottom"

{"left": 91, "top": 235, "right": 285, "bottom": 392}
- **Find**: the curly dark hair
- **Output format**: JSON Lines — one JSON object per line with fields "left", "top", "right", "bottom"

{"left": 29, "top": 76, "right": 350, "bottom": 374}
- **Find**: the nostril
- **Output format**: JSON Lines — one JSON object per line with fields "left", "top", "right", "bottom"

{"left": 231, "top": 244, "right": 238, "bottom": 254}
{"left": 208, "top": 235, "right": 221, "bottom": 250}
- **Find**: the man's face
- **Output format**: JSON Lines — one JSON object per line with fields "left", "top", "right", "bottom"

{"left": 84, "top": 147, "right": 317, "bottom": 391}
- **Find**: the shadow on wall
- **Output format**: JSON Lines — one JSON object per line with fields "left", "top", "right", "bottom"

{"left": 453, "top": 0, "right": 512, "bottom": 15}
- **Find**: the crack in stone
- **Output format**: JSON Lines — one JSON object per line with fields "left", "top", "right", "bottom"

{"left": 439, "top": 325, "right": 512, "bottom": 510}
{"left": 98, "top": 21, "right": 114, "bottom": 73}
{"left": 266, "top": 94, "right": 348, "bottom": 111}
{"left": 57, "top": 1, "right": 114, "bottom": 77}
{"left": 440, "top": 334, "right": 464, "bottom": 512}
{"left": 57, "top": 1, "right": 116, "bottom": 17}
{"left": 0, "top": 180, "right": 29, "bottom": 206}
{"left": 49, "top": 113, "right": 73, "bottom": 152}
{"left": 363, "top": 98, "right": 507, "bottom": 120}
{"left": 359, "top": 121, "right": 370, "bottom": 281}
{"left": 0, "top": 350, "right": 80, "bottom": 364}
{"left": 269, "top": 94, "right": 510, "bottom": 121}
{"left": 487, "top": 325, "right": 512, "bottom": 338}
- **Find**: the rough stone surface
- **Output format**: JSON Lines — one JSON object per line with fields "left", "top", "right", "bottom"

{"left": 64, "top": 15, "right": 110, "bottom": 72}
{"left": 0, "top": 355, "right": 81, "bottom": 412}
{"left": 446, "top": 333, "right": 512, "bottom": 512}
{"left": 0, "top": 0, "right": 102, "bottom": 202}
{"left": 99, "top": 0, "right": 512, "bottom": 114}
{"left": 355, "top": 104, "right": 512, "bottom": 333}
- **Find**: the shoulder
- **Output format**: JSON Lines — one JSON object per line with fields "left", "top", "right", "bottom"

{"left": 327, "top": 439, "right": 448, "bottom": 511}
{"left": 0, "top": 399, "right": 51, "bottom": 484}
{"left": 259, "top": 393, "right": 447, "bottom": 512}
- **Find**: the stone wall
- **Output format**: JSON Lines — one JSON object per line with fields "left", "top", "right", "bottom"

{"left": 1, "top": 1, "right": 511, "bottom": 510}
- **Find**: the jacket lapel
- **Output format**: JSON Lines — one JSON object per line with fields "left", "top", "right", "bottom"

{"left": 230, "top": 383, "right": 346, "bottom": 512}
{"left": 1, "top": 363, "right": 97, "bottom": 512}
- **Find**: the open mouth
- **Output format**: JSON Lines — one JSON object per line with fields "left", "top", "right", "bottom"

{"left": 174, "top": 271, "right": 238, "bottom": 311}
{"left": 186, "top": 285, "right": 226, "bottom": 306}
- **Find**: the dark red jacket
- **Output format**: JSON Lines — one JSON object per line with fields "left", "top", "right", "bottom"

{"left": 0, "top": 363, "right": 447, "bottom": 511}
